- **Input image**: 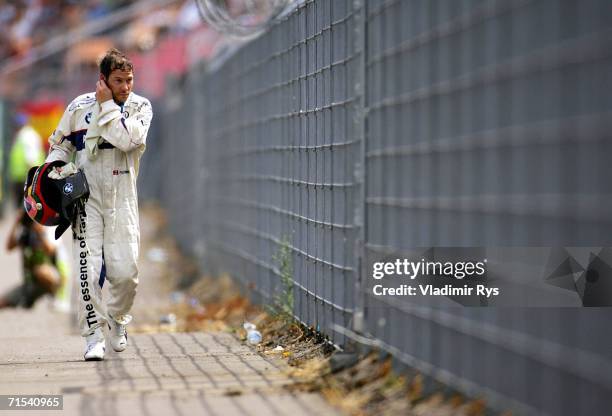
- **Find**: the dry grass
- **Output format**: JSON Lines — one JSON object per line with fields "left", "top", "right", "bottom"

{"left": 253, "top": 313, "right": 496, "bottom": 416}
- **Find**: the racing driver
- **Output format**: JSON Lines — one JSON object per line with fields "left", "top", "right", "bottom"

{"left": 45, "top": 48, "right": 153, "bottom": 361}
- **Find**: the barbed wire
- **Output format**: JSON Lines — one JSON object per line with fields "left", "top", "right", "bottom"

{"left": 195, "top": 0, "right": 295, "bottom": 37}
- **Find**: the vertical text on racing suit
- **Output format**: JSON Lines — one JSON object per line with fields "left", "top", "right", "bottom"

{"left": 77, "top": 210, "right": 98, "bottom": 328}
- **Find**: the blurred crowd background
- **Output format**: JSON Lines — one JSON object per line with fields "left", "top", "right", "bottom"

{"left": 0, "top": 0, "right": 202, "bottom": 61}
{"left": 0, "top": 0, "right": 222, "bottom": 104}
{"left": 0, "top": 0, "right": 223, "bottom": 185}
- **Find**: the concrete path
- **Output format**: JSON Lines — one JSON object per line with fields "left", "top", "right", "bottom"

{"left": 0, "top": 208, "right": 340, "bottom": 416}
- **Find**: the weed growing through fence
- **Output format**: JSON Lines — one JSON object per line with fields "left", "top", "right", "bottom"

{"left": 267, "top": 236, "right": 294, "bottom": 323}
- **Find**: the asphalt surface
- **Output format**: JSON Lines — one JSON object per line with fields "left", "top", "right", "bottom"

{"left": 0, "top": 207, "right": 339, "bottom": 416}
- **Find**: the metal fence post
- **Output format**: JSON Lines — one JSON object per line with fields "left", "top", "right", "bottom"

{"left": 352, "top": 0, "right": 366, "bottom": 335}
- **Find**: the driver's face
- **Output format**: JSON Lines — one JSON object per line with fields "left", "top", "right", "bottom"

{"left": 106, "top": 69, "right": 133, "bottom": 104}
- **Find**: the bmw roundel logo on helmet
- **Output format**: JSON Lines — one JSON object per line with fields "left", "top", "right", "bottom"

{"left": 63, "top": 182, "right": 74, "bottom": 195}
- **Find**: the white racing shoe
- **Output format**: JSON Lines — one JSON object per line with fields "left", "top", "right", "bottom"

{"left": 108, "top": 319, "right": 128, "bottom": 352}
{"left": 84, "top": 328, "right": 105, "bottom": 361}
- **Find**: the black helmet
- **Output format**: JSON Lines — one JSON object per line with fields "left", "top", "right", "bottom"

{"left": 23, "top": 161, "right": 89, "bottom": 239}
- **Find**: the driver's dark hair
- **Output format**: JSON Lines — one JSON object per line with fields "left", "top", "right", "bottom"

{"left": 99, "top": 48, "right": 133, "bottom": 79}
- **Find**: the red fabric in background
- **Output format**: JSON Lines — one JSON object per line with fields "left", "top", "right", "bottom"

{"left": 131, "top": 27, "right": 220, "bottom": 99}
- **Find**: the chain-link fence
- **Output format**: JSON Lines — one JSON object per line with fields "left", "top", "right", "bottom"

{"left": 143, "top": 1, "right": 612, "bottom": 414}
{"left": 361, "top": 1, "right": 612, "bottom": 415}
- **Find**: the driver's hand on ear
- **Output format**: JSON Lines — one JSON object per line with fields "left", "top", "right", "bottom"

{"left": 96, "top": 79, "right": 112, "bottom": 103}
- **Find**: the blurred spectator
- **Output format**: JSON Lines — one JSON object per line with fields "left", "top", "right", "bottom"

{"left": 8, "top": 113, "right": 44, "bottom": 208}
{"left": 10, "top": 1, "right": 43, "bottom": 45}
{"left": 123, "top": 4, "right": 181, "bottom": 51}
{"left": 86, "top": 0, "right": 110, "bottom": 20}
{"left": 175, "top": 0, "right": 201, "bottom": 34}
{"left": 0, "top": 2, "right": 17, "bottom": 59}
{"left": 0, "top": 210, "right": 60, "bottom": 309}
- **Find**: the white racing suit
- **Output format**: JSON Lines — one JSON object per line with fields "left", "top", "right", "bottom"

{"left": 46, "top": 92, "right": 153, "bottom": 337}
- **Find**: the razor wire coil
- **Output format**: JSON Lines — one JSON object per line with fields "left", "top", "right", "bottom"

{"left": 195, "top": 0, "right": 295, "bottom": 37}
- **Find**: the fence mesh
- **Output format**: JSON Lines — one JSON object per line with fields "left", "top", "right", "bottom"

{"left": 142, "top": 1, "right": 612, "bottom": 414}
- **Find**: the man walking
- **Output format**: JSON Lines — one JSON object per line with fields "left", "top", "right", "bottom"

{"left": 45, "top": 48, "right": 153, "bottom": 361}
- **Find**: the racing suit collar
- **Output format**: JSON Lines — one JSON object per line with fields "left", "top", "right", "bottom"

{"left": 113, "top": 92, "right": 133, "bottom": 107}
